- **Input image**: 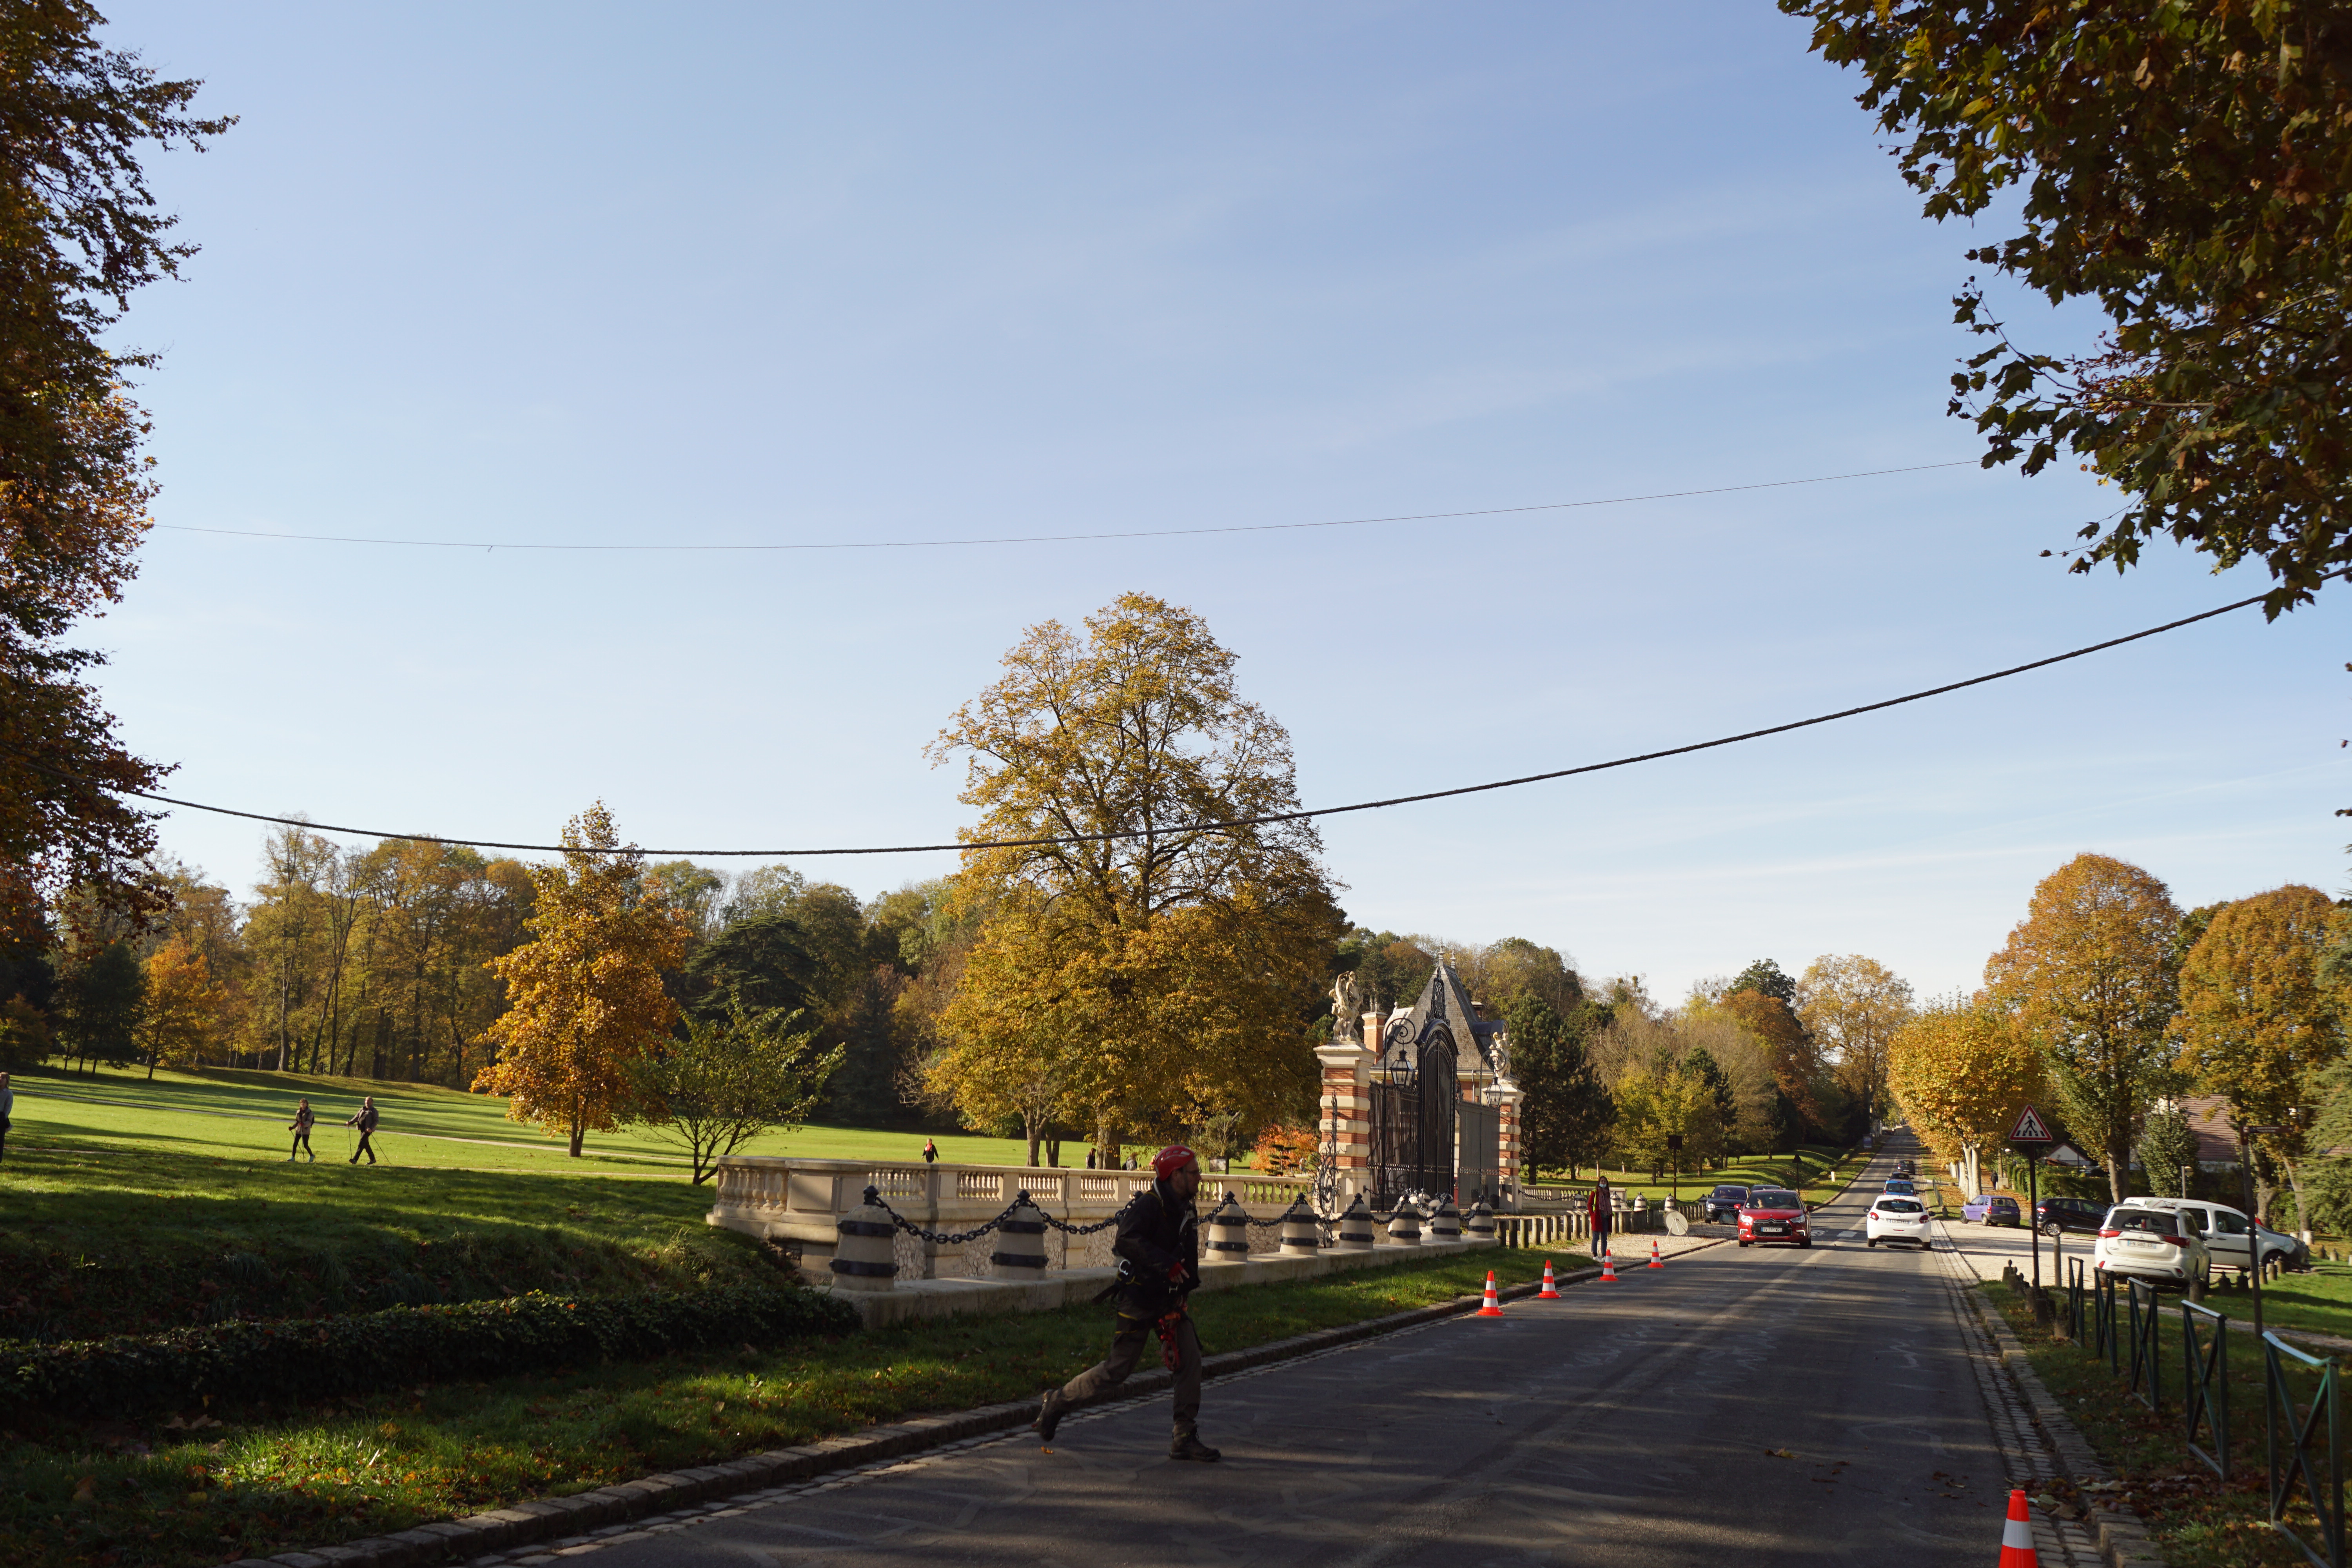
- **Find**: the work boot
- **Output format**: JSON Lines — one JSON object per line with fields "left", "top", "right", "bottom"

{"left": 1032, "top": 1388, "right": 1066, "bottom": 1442}
{"left": 1169, "top": 1429, "right": 1221, "bottom": 1463}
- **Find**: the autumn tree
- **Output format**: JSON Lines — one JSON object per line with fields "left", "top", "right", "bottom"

{"left": 1797, "top": 955, "right": 1915, "bottom": 1129}
{"left": 53, "top": 936, "right": 140, "bottom": 1073}
{"left": 630, "top": 991, "right": 842, "bottom": 1183}
{"left": 1718, "top": 987, "right": 1827, "bottom": 1145}
{"left": 138, "top": 934, "right": 228, "bottom": 1078}
{"left": 1984, "top": 853, "right": 2183, "bottom": 1202}
{"left": 929, "top": 593, "right": 1341, "bottom": 1158}
{"left": 2172, "top": 883, "right": 2344, "bottom": 1235}
{"left": 0, "top": 7, "right": 232, "bottom": 944}
{"left": 1783, "top": 0, "right": 2352, "bottom": 613}
{"left": 1887, "top": 999, "right": 2045, "bottom": 1198}
{"left": 475, "top": 804, "right": 688, "bottom": 1156}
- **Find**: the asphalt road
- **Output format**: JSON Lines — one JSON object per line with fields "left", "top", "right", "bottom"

{"left": 584, "top": 1137, "right": 2025, "bottom": 1568}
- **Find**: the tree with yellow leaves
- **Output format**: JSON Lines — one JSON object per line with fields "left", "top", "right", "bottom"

{"left": 2172, "top": 883, "right": 2343, "bottom": 1235}
{"left": 1887, "top": 1000, "right": 2044, "bottom": 1199}
{"left": 928, "top": 593, "right": 1340, "bottom": 1159}
{"left": 1984, "top": 853, "right": 2182, "bottom": 1203}
{"left": 138, "top": 936, "right": 231, "bottom": 1078}
{"left": 1797, "top": 954, "right": 1914, "bottom": 1128}
{"left": 475, "top": 804, "right": 688, "bottom": 1156}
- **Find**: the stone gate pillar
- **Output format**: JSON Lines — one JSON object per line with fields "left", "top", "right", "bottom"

{"left": 1489, "top": 1076, "right": 1524, "bottom": 1210}
{"left": 1314, "top": 1011, "right": 1380, "bottom": 1209}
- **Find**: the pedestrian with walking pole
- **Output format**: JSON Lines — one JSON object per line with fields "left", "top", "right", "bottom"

{"left": 1033, "top": 1144, "right": 1220, "bottom": 1461}
{"left": 346, "top": 1096, "right": 380, "bottom": 1165}
{"left": 288, "top": 1096, "right": 316, "bottom": 1162}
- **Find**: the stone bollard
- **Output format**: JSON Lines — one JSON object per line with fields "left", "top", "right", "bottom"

{"left": 1279, "top": 1200, "right": 1322, "bottom": 1257}
{"left": 1464, "top": 1201, "right": 1496, "bottom": 1241}
{"left": 1204, "top": 1193, "right": 1253, "bottom": 1263}
{"left": 990, "top": 1193, "right": 1048, "bottom": 1282}
{"left": 829, "top": 1187, "right": 900, "bottom": 1292}
{"left": 1428, "top": 1200, "right": 1461, "bottom": 1242}
{"left": 1385, "top": 1205, "right": 1424, "bottom": 1247}
{"left": 1334, "top": 1195, "right": 1376, "bottom": 1252}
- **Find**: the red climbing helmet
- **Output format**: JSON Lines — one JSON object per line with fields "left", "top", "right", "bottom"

{"left": 1152, "top": 1144, "right": 1199, "bottom": 1181}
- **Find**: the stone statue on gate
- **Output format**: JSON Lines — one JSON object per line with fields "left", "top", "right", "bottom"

{"left": 1329, "top": 971, "right": 1363, "bottom": 1042}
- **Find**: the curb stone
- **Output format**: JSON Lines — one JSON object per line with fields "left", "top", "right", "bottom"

{"left": 227, "top": 1244, "right": 1718, "bottom": 1568}
{"left": 1940, "top": 1227, "right": 2168, "bottom": 1568}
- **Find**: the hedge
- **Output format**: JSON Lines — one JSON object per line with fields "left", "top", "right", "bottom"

{"left": 0, "top": 1282, "right": 861, "bottom": 1419}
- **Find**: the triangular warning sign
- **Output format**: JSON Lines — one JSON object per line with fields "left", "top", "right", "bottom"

{"left": 2010, "top": 1104, "right": 2053, "bottom": 1143}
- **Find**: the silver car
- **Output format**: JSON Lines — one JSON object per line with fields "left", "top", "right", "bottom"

{"left": 2120, "top": 1196, "right": 2306, "bottom": 1276}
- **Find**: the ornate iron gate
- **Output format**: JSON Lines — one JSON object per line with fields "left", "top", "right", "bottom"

{"left": 1457, "top": 1099, "right": 1500, "bottom": 1207}
{"left": 1369, "top": 1038, "right": 1460, "bottom": 1207}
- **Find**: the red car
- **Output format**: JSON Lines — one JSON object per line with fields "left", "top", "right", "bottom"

{"left": 1737, "top": 1187, "right": 1811, "bottom": 1248}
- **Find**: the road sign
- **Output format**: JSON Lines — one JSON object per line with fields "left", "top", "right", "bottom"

{"left": 2009, "top": 1103, "right": 2054, "bottom": 1147}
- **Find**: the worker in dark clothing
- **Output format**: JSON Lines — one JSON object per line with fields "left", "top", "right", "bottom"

{"left": 347, "top": 1096, "right": 379, "bottom": 1165}
{"left": 288, "top": 1097, "right": 316, "bottom": 1161}
{"left": 1033, "top": 1143, "right": 1219, "bottom": 1461}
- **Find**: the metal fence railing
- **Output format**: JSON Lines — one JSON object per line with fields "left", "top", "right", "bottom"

{"left": 2128, "top": 1279, "right": 2163, "bottom": 1414}
{"left": 2182, "top": 1298, "right": 2231, "bottom": 1482}
{"left": 2267, "top": 1332, "right": 2347, "bottom": 1568}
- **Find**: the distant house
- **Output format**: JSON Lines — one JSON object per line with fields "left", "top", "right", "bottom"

{"left": 2169, "top": 1095, "right": 2249, "bottom": 1169}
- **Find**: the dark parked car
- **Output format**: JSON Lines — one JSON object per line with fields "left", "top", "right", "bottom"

{"left": 1702, "top": 1184, "right": 1750, "bottom": 1223}
{"left": 2034, "top": 1196, "right": 2111, "bottom": 1238}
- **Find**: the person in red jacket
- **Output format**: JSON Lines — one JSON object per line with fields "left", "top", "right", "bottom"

{"left": 1586, "top": 1175, "right": 1614, "bottom": 1257}
{"left": 1033, "top": 1143, "right": 1219, "bottom": 1461}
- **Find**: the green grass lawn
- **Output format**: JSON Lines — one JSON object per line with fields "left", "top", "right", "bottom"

{"left": 3, "top": 1249, "right": 1567, "bottom": 1568}
{"left": 2203, "top": 1260, "right": 2352, "bottom": 1341}
{"left": 8, "top": 1062, "right": 1031, "bottom": 1175}
{"left": 0, "top": 1140, "right": 785, "bottom": 1341}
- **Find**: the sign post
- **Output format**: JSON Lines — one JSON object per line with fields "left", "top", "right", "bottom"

{"left": 2009, "top": 1104, "right": 2056, "bottom": 1291}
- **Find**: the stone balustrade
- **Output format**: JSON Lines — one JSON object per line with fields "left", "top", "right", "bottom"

{"left": 708, "top": 1156, "right": 1319, "bottom": 1282}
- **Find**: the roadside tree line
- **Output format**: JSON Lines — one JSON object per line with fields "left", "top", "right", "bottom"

{"left": 1888, "top": 854, "right": 2352, "bottom": 1229}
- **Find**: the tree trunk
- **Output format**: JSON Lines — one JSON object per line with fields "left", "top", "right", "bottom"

{"left": 568, "top": 1097, "right": 585, "bottom": 1158}
{"left": 2282, "top": 1155, "right": 2311, "bottom": 1242}
{"left": 1024, "top": 1111, "right": 1042, "bottom": 1171}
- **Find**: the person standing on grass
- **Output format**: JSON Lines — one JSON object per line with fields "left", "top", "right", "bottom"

{"left": 1032, "top": 1144, "right": 1220, "bottom": 1462}
{"left": 922, "top": 1137, "right": 938, "bottom": 1164}
{"left": 346, "top": 1096, "right": 380, "bottom": 1165}
{"left": 288, "top": 1097, "right": 316, "bottom": 1162}
{"left": 1586, "top": 1175, "right": 1613, "bottom": 1258}
{"left": 0, "top": 1071, "right": 12, "bottom": 1163}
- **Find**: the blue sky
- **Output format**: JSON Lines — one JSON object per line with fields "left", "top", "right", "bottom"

{"left": 91, "top": 2, "right": 2345, "bottom": 1000}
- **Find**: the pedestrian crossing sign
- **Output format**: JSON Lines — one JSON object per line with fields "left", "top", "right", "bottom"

{"left": 2009, "top": 1104, "right": 2053, "bottom": 1146}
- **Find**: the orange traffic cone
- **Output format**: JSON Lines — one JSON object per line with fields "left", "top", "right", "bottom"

{"left": 1598, "top": 1243, "right": 1619, "bottom": 1282}
{"left": 1648, "top": 1238, "right": 1665, "bottom": 1269}
{"left": 1998, "top": 1488, "right": 2038, "bottom": 1566}
{"left": 1475, "top": 1270, "right": 1504, "bottom": 1317}
{"left": 1537, "top": 1260, "right": 1561, "bottom": 1299}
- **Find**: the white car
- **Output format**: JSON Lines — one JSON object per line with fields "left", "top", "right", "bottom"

{"left": 1866, "top": 1195, "right": 1932, "bottom": 1249}
{"left": 2095, "top": 1202, "right": 2212, "bottom": 1289}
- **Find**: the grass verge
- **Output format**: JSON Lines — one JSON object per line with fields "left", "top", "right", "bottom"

{"left": 2, "top": 1249, "right": 1570, "bottom": 1568}
{"left": 10, "top": 1063, "right": 1030, "bottom": 1175}
{"left": 0, "top": 1143, "right": 777, "bottom": 1341}
{"left": 1981, "top": 1276, "right": 2330, "bottom": 1566}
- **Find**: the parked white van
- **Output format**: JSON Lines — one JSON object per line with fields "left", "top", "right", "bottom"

{"left": 2107, "top": 1196, "right": 2306, "bottom": 1276}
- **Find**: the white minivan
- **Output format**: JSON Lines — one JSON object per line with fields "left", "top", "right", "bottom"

{"left": 2094, "top": 1202, "right": 2210, "bottom": 1289}
{"left": 2119, "top": 1196, "right": 2305, "bottom": 1276}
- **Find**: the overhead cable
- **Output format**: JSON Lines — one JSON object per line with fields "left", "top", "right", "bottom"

{"left": 154, "top": 460, "right": 1977, "bottom": 553}
{"left": 38, "top": 575, "right": 2319, "bottom": 858}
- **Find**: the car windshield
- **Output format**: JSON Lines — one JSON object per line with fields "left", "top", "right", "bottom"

{"left": 1747, "top": 1191, "right": 1799, "bottom": 1209}
{"left": 1711, "top": 1186, "right": 1746, "bottom": 1198}
{"left": 2112, "top": 1210, "right": 2180, "bottom": 1237}
{"left": 1878, "top": 1199, "right": 1923, "bottom": 1213}
{"left": 1990, "top": 1198, "right": 2018, "bottom": 1210}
